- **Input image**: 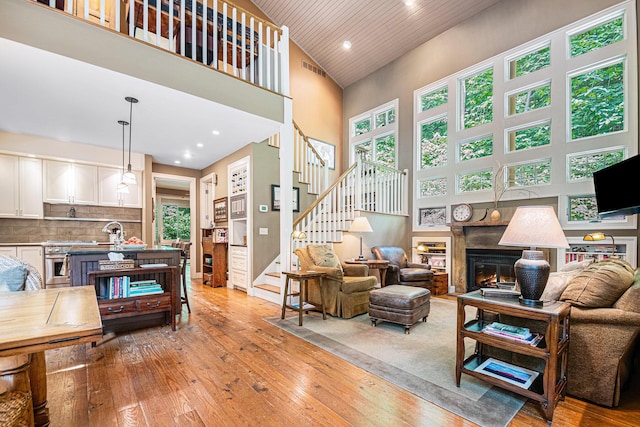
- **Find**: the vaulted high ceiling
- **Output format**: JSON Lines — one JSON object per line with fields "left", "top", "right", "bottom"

{"left": 252, "top": 0, "right": 503, "bottom": 87}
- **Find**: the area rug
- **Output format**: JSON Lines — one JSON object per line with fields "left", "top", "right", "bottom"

{"left": 266, "top": 297, "right": 525, "bottom": 427}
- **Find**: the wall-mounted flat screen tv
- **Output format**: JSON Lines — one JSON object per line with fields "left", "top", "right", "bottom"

{"left": 593, "top": 154, "right": 640, "bottom": 217}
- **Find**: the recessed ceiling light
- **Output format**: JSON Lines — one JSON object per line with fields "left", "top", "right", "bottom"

{"left": 343, "top": 40, "right": 352, "bottom": 49}
{"left": 212, "top": 130, "right": 220, "bottom": 135}
{"left": 196, "top": 143, "right": 204, "bottom": 148}
{"left": 404, "top": 0, "right": 415, "bottom": 5}
{"left": 184, "top": 152, "right": 192, "bottom": 159}
{"left": 174, "top": 160, "right": 181, "bottom": 164}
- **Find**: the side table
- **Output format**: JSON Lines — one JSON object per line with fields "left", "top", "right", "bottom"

{"left": 281, "top": 270, "right": 327, "bottom": 326}
{"left": 344, "top": 259, "right": 390, "bottom": 287}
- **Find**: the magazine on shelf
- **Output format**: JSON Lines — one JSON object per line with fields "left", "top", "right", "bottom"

{"left": 481, "top": 288, "right": 521, "bottom": 298}
{"left": 485, "top": 322, "right": 531, "bottom": 339}
{"left": 483, "top": 329, "right": 544, "bottom": 346}
{"left": 474, "top": 358, "right": 539, "bottom": 389}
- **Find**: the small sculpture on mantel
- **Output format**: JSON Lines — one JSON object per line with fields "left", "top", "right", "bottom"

{"left": 491, "top": 162, "right": 508, "bottom": 222}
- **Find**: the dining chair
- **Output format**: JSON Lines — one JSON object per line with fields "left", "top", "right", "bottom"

{"left": 179, "top": 242, "right": 192, "bottom": 313}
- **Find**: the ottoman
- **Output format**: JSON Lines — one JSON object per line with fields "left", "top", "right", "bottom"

{"left": 368, "top": 285, "right": 431, "bottom": 334}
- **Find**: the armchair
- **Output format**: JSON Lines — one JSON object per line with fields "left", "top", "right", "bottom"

{"left": 295, "top": 245, "right": 377, "bottom": 319}
{"left": 371, "top": 246, "right": 434, "bottom": 290}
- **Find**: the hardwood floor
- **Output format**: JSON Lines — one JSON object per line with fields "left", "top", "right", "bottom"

{"left": 45, "top": 279, "right": 640, "bottom": 426}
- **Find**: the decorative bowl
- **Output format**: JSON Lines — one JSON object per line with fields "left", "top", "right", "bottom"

{"left": 120, "top": 243, "right": 147, "bottom": 250}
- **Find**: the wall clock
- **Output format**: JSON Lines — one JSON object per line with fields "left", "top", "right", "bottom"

{"left": 451, "top": 203, "right": 473, "bottom": 222}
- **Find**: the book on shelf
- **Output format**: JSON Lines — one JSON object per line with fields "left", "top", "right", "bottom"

{"left": 484, "top": 322, "right": 531, "bottom": 340}
{"left": 480, "top": 288, "right": 521, "bottom": 298}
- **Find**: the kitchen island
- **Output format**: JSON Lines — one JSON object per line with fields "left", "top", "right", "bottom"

{"left": 68, "top": 246, "right": 181, "bottom": 332}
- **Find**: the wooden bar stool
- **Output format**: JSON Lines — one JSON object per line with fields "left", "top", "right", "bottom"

{"left": 179, "top": 242, "right": 192, "bottom": 313}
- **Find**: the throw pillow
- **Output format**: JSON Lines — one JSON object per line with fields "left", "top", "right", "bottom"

{"left": 559, "top": 258, "right": 595, "bottom": 272}
{"left": 560, "top": 258, "right": 635, "bottom": 308}
{"left": 541, "top": 270, "right": 579, "bottom": 301}
{"left": 307, "top": 245, "right": 344, "bottom": 275}
{"left": 613, "top": 268, "right": 640, "bottom": 313}
{"left": 0, "top": 265, "right": 28, "bottom": 292}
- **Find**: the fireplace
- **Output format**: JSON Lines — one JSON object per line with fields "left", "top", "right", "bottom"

{"left": 466, "top": 249, "right": 521, "bottom": 292}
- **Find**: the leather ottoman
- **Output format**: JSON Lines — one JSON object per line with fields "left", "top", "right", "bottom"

{"left": 368, "top": 285, "right": 431, "bottom": 334}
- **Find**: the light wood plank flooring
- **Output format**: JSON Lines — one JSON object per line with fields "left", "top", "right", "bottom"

{"left": 45, "top": 279, "right": 640, "bottom": 426}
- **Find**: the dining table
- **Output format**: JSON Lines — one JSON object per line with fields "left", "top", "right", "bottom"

{"left": 0, "top": 286, "right": 103, "bottom": 427}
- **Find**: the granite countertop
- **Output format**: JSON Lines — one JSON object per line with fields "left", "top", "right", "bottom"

{"left": 0, "top": 242, "right": 45, "bottom": 247}
{"left": 68, "top": 246, "right": 180, "bottom": 255}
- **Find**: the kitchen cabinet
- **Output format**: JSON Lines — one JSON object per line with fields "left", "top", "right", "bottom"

{"left": 0, "top": 155, "right": 43, "bottom": 219}
{"left": 98, "top": 166, "right": 142, "bottom": 207}
{"left": 202, "top": 228, "right": 227, "bottom": 287}
{"left": 228, "top": 157, "right": 250, "bottom": 290}
{"left": 43, "top": 160, "right": 98, "bottom": 205}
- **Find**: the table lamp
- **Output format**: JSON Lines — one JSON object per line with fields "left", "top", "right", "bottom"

{"left": 349, "top": 216, "right": 373, "bottom": 261}
{"left": 498, "top": 206, "right": 569, "bottom": 307}
{"left": 583, "top": 232, "right": 616, "bottom": 257}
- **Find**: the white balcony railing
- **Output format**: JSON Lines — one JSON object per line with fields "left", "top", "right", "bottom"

{"left": 34, "top": 0, "right": 289, "bottom": 95}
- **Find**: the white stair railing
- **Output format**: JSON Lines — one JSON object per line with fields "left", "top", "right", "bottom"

{"left": 33, "top": 0, "right": 288, "bottom": 94}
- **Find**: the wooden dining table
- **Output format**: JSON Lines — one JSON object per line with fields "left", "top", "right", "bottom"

{"left": 0, "top": 286, "right": 103, "bottom": 427}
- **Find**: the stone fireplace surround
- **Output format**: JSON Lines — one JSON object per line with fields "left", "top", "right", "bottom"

{"left": 451, "top": 221, "right": 552, "bottom": 294}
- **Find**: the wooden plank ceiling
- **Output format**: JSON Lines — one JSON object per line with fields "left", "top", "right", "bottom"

{"left": 252, "top": 0, "right": 504, "bottom": 88}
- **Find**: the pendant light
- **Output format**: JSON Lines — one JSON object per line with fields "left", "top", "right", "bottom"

{"left": 117, "top": 120, "right": 130, "bottom": 194}
{"left": 122, "top": 96, "right": 138, "bottom": 185}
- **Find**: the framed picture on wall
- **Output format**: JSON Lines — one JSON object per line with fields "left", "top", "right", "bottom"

{"left": 308, "top": 137, "right": 336, "bottom": 170}
{"left": 271, "top": 185, "right": 300, "bottom": 212}
{"left": 418, "top": 207, "right": 447, "bottom": 227}
{"left": 213, "top": 197, "right": 228, "bottom": 222}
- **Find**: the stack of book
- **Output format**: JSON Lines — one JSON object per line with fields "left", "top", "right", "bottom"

{"left": 107, "top": 277, "right": 164, "bottom": 298}
{"left": 482, "top": 322, "right": 543, "bottom": 346}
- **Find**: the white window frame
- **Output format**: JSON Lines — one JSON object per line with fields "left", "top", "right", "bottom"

{"left": 412, "top": 1, "right": 637, "bottom": 232}
{"left": 349, "top": 99, "right": 399, "bottom": 167}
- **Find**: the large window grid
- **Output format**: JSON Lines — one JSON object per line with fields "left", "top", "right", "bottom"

{"left": 412, "top": 1, "right": 637, "bottom": 231}
{"left": 349, "top": 100, "right": 399, "bottom": 168}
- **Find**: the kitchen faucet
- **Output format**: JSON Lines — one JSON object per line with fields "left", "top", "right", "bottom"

{"left": 102, "top": 221, "right": 124, "bottom": 246}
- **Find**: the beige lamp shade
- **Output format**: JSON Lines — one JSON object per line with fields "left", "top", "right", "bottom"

{"left": 498, "top": 206, "right": 569, "bottom": 250}
{"left": 349, "top": 216, "right": 373, "bottom": 233}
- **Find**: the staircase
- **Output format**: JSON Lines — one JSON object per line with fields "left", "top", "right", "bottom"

{"left": 253, "top": 145, "right": 409, "bottom": 304}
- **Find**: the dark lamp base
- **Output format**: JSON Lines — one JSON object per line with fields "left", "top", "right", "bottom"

{"left": 519, "top": 297, "right": 544, "bottom": 307}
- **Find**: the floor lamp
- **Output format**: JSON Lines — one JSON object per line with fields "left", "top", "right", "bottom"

{"left": 349, "top": 217, "right": 373, "bottom": 261}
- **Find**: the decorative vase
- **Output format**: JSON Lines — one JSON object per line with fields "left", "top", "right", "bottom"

{"left": 490, "top": 209, "right": 501, "bottom": 222}
{"left": 515, "top": 250, "right": 551, "bottom": 307}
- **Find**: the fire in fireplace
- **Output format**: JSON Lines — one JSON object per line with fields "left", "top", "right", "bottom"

{"left": 466, "top": 249, "right": 521, "bottom": 292}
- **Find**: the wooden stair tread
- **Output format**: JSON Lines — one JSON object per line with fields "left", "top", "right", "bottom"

{"left": 265, "top": 272, "right": 281, "bottom": 278}
{"left": 254, "top": 284, "right": 281, "bottom": 294}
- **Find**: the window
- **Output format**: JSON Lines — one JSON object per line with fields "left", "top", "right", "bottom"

{"left": 507, "top": 122, "right": 551, "bottom": 152}
{"left": 567, "top": 148, "right": 626, "bottom": 181}
{"left": 161, "top": 203, "right": 191, "bottom": 241}
{"left": 421, "top": 86, "right": 448, "bottom": 111}
{"left": 418, "top": 177, "right": 447, "bottom": 198}
{"left": 506, "top": 159, "right": 552, "bottom": 188}
{"left": 570, "top": 60, "right": 625, "bottom": 140}
{"left": 419, "top": 117, "right": 448, "bottom": 169}
{"left": 412, "top": 2, "right": 636, "bottom": 231}
{"left": 459, "top": 135, "right": 493, "bottom": 161}
{"left": 460, "top": 67, "right": 493, "bottom": 129}
{"left": 508, "top": 45, "right": 551, "bottom": 79}
{"left": 349, "top": 100, "right": 398, "bottom": 167}
{"left": 507, "top": 83, "right": 551, "bottom": 115}
{"left": 570, "top": 15, "right": 624, "bottom": 57}
{"left": 458, "top": 169, "right": 492, "bottom": 193}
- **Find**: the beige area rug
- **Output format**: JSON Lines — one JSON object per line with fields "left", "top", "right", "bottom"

{"left": 266, "top": 297, "right": 525, "bottom": 427}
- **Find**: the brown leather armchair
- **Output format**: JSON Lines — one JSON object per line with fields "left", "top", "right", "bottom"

{"left": 371, "top": 246, "right": 434, "bottom": 290}
{"left": 295, "top": 245, "right": 377, "bottom": 319}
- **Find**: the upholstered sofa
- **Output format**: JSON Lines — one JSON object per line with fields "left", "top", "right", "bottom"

{"left": 487, "top": 258, "right": 640, "bottom": 407}
{"left": 371, "top": 246, "right": 434, "bottom": 290}
{"left": 295, "top": 245, "right": 377, "bottom": 319}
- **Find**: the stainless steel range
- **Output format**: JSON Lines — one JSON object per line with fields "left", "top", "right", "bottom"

{"left": 43, "top": 241, "right": 98, "bottom": 288}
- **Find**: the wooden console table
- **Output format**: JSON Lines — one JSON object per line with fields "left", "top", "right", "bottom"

{"left": 456, "top": 290, "right": 570, "bottom": 422}
{"left": 0, "top": 286, "right": 102, "bottom": 427}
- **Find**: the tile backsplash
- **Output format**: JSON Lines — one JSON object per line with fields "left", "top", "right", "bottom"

{"left": 0, "top": 204, "right": 142, "bottom": 243}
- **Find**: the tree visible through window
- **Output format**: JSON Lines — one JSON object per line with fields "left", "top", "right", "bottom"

{"left": 420, "top": 118, "right": 448, "bottom": 169}
{"left": 461, "top": 68, "right": 493, "bottom": 129}
{"left": 162, "top": 204, "right": 191, "bottom": 241}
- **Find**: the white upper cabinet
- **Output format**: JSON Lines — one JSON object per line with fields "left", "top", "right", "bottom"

{"left": 98, "top": 166, "right": 142, "bottom": 208}
{"left": 43, "top": 160, "right": 98, "bottom": 205}
{"left": 0, "top": 154, "right": 43, "bottom": 219}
